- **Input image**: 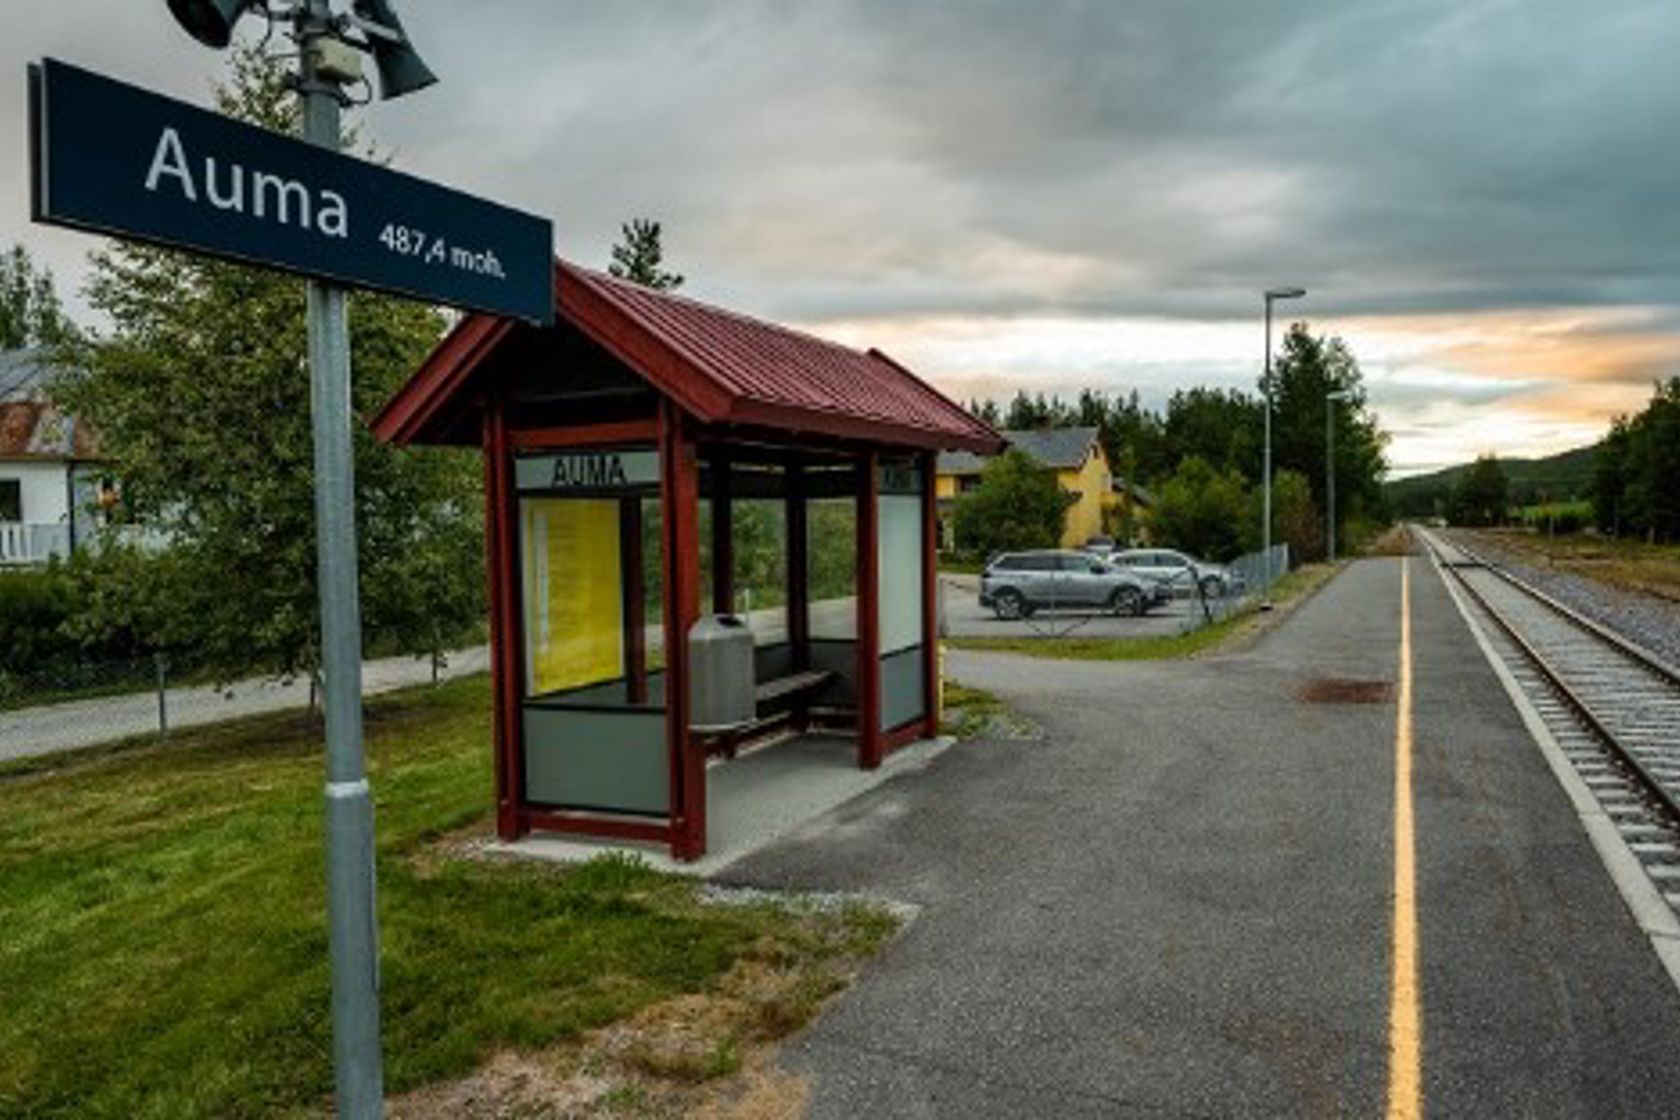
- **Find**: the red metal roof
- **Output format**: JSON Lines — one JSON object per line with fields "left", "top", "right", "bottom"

{"left": 0, "top": 400, "right": 99, "bottom": 461}
{"left": 374, "top": 259, "right": 1003, "bottom": 454}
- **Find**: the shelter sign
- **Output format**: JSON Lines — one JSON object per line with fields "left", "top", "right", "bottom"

{"left": 516, "top": 449, "right": 660, "bottom": 493}
{"left": 28, "top": 57, "right": 553, "bottom": 323}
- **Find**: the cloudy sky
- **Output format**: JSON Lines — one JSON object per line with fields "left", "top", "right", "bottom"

{"left": 6, "top": 1, "right": 1679, "bottom": 474}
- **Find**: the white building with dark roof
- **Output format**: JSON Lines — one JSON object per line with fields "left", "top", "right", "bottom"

{"left": 0, "top": 348, "right": 103, "bottom": 565}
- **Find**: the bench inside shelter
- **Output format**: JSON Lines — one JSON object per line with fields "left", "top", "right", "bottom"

{"left": 699, "top": 666, "right": 839, "bottom": 760}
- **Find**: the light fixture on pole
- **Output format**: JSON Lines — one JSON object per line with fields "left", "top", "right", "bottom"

{"left": 165, "top": 0, "right": 255, "bottom": 48}
{"left": 163, "top": 3, "right": 436, "bottom": 1116}
{"left": 349, "top": 0, "right": 437, "bottom": 98}
{"left": 1326, "top": 388, "right": 1350, "bottom": 564}
{"left": 1261, "top": 286, "right": 1305, "bottom": 608}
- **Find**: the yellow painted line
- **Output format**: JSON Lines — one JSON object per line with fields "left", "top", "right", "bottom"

{"left": 1387, "top": 558, "right": 1422, "bottom": 1119}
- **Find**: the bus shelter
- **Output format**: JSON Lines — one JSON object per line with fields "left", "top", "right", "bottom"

{"left": 374, "top": 260, "right": 1001, "bottom": 860}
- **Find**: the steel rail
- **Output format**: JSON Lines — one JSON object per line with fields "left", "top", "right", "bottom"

{"left": 1419, "top": 528, "right": 1680, "bottom": 831}
{"left": 1444, "top": 534, "right": 1680, "bottom": 690}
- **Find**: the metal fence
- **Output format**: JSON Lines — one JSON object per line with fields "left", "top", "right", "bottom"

{"left": 1181, "top": 543, "right": 1291, "bottom": 630}
{"left": 0, "top": 646, "right": 489, "bottom": 765}
{"left": 937, "top": 543, "right": 1291, "bottom": 642}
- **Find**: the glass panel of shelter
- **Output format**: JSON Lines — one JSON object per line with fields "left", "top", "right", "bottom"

{"left": 877, "top": 458, "right": 926, "bottom": 732}
{"left": 514, "top": 446, "right": 668, "bottom": 817}
{"left": 802, "top": 463, "right": 860, "bottom": 713}
{"left": 700, "top": 456, "right": 859, "bottom": 726}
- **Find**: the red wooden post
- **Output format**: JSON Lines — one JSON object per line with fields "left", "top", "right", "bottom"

{"left": 856, "top": 451, "right": 882, "bottom": 769}
{"left": 786, "top": 460, "right": 810, "bottom": 673}
{"left": 711, "top": 450, "right": 733, "bottom": 615}
{"left": 920, "top": 451, "right": 940, "bottom": 740}
{"left": 483, "top": 398, "right": 525, "bottom": 841}
{"left": 662, "top": 404, "right": 706, "bottom": 859}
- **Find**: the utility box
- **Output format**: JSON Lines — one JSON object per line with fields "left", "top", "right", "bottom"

{"left": 688, "top": 614, "right": 755, "bottom": 732}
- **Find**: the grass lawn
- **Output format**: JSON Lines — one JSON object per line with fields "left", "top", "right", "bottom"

{"left": 0, "top": 675, "right": 896, "bottom": 1119}
{"left": 946, "top": 564, "right": 1337, "bottom": 661}
{"left": 1519, "top": 499, "right": 1592, "bottom": 523}
{"left": 1467, "top": 527, "right": 1680, "bottom": 604}
{"left": 939, "top": 682, "right": 1006, "bottom": 736}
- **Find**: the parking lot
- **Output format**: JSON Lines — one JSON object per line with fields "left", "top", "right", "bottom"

{"left": 939, "top": 573, "right": 1223, "bottom": 639}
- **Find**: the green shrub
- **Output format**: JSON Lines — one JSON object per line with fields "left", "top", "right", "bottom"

{"left": 952, "top": 449, "right": 1073, "bottom": 557}
{"left": 1153, "top": 456, "right": 1250, "bottom": 563}
{"left": 0, "top": 545, "right": 185, "bottom": 692}
{"left": 0, "top": 566, "right": 77, "bottom": 677}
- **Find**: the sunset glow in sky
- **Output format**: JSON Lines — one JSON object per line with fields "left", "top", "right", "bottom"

{"left": 5, "top": 2, "right": 1677, "bottom": 476}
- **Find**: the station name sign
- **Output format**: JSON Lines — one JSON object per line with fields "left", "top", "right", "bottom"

{"left": 29, "top": 58, "right": 553, "bottom": 324}
{"left": 516, "top": 450, "right": 660, "bottom": 493}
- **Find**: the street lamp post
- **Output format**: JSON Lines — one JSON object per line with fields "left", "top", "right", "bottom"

{"left": 1262, "top": 286, "right": 1305, "bottom": 607}
{"left": 1326, "top": 388, "right": 1350, "bottom": 563}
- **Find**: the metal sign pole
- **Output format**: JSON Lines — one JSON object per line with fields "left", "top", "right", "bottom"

{"left": 298, "top": 3, "right": 383, "bottom": 1114}
{"left": 1261, "top": 295, "right": 1273, "bottom": 606}
{"left": 1327, "top": 396, "right": 1338, "bottom": 564}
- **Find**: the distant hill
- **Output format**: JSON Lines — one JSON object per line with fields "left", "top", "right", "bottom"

{"left": 1385, "top": 443, "right": 1599, "bottom": 515}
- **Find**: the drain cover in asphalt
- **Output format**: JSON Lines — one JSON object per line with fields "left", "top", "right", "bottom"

{"left": 1296, "top": 678, "right": 1394, "bottom": 704}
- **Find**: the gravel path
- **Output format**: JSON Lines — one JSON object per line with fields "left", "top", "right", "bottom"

{"left": 1450, "top": 531, "right": 1680, "bottom": 667}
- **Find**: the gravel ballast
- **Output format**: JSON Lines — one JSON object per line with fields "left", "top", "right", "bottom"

{"left": 1450, "top": 531, "right": 1680, "bottom": 668}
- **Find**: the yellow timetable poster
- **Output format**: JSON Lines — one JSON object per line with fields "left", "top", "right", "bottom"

{"left": 521, "top": 498, "right": 623, "bottom": 695}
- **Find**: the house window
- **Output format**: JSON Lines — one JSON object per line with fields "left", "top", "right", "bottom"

{"left": 0, "top": 479, "right": 20, "bottom": 523}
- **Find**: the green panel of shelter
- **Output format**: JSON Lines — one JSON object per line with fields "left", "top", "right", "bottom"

{"left": 879, "top": 645, "right": 926, "bottom": 731}
{"left": 523, "top": 708, "right": 669, "bottom": 815}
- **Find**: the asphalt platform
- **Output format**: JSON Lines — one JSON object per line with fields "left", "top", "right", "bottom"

{"left": 723, "top": 555, "right": 1680, "bottom": 1116}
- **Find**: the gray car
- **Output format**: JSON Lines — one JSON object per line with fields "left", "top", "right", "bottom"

{"left": 980, "top": 549, "right": 1169, "bottom": 619}
{"left": 1109, "top": 548, "right": 1240, "bottom": 599}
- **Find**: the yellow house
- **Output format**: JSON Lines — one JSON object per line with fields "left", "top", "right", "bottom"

{"left": 936, "top": 426, "right": 1115, "bottom": 549}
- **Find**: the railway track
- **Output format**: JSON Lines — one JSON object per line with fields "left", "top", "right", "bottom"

{"left": 1418, "top": 527, "right": 1680, "bottom": 911}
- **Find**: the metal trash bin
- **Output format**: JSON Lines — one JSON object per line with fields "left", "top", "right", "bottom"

{"left": 688, "top": 614, "right": 754, "bottom": 732}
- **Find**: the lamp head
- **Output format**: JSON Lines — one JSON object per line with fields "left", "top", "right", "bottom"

{"left": 1326, "top": 388, "right": 1352, "bottom": 401}
{"left": 166, "top": 0, "right": 257, "bottom": 48}
{"left": 1265, "top": 286, "right": 1307, "bottom": 301}
{"left": 352, "top": 0, "right": 437, "bottom": 99}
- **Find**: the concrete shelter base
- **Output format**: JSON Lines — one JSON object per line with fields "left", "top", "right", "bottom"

{"left": 486, "top": 731, "right": 954, "bottom": 877}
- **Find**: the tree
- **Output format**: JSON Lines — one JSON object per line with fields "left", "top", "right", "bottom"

{"left": 1265, "top": 469, "right": 1324, "bottom": 563}
{"left": 1163, "top": 387, "right": 1263, "bottom": 484}
{"left": 1264, "top": 323, "right": 1388, "bottom": 525}
{"left": 1449, "top": 455, "right": 1509, "bottom": 527}
{"left": 0, "top": 243, "right": 72, "bottom": 349}
{"left": 1592, "top": 382, "right": 1680, "bottom": 542}
{"left": 952, "top": 449, "right": 1072, "bottom": 556}
{"left": 1003, "top": 391, "right": 1051, "bottom": 430}
{"left": 609, "top": 219, "right": 684, "bottom": 290}
{"left": 1104, "top": 389, "right": 1171, "bottom": 486}
{"left": 55, "top": 48, "right": 483, "bottom": 684}
{"left": 1593, "top": 417, "right": 1631, "bottom": 536}
{"left": 1151, "top": 456, "right": 1251, "bottom": 562}
{"left": 1622, "top": 379, "right": 1680, "bottom": 542}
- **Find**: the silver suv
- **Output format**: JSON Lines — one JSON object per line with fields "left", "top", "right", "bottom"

{"left": 980, "top": 549, "right": 1169, "bottom": 619}
{"left": 1109, "top": 548, "right": 1241, "bottom": 599}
